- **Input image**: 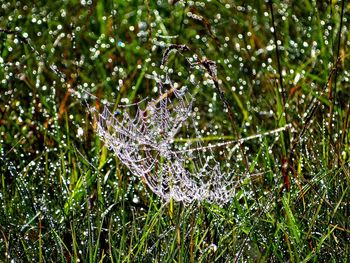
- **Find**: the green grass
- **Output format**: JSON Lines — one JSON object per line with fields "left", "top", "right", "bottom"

{"left": 1, "top": 0, "right": 349, "bottom": 262}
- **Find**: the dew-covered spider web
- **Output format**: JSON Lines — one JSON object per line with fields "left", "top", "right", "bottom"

{"left": 90, "top": 45, "right": 290, "bottom": 204}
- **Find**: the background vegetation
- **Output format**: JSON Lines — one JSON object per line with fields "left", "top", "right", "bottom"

{"left": 0, "top": 0, "right": 349, "bottom": 261}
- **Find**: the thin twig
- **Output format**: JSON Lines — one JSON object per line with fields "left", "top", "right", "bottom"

{"left": 268, "top": 1, "right": 286, "bottom": 107}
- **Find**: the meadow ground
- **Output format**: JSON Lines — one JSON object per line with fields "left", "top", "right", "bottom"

{"left": 0, "top": 1, "right": 349, "bottom": 262}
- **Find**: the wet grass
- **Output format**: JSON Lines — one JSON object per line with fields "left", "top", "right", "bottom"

{"left": 0, "top": 0, "right": 349, "bottom": 262}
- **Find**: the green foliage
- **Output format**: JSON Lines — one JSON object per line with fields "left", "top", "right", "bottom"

{"left": 0, "top": 0, "right": 349, "bottom": 262}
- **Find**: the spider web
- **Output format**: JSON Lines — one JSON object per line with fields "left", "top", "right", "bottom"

{"left": 91, "top": 46, "right": 289, "bottom": 204}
